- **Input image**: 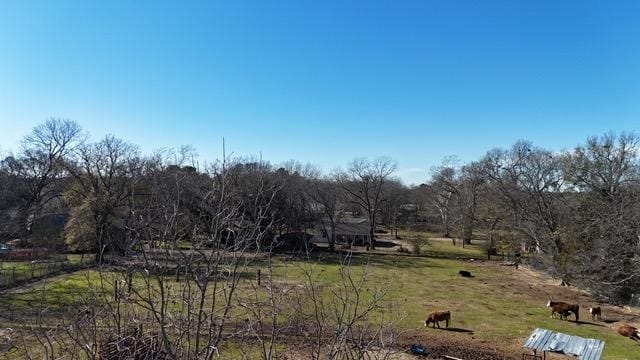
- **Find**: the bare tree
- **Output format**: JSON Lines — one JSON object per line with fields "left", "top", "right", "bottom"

{"left": 563, "top": 132, "right": 640, "bottom": 302}
{"left": 337, "top": 157, "right": 397, "bottom": 250}
{"left": 379, "top": 180, "right": 407, "bottom": 239}
{"left": 272, "top": 162, "right": 319, "bottom": 244}
{"left": 452, "top": 163, "right": 484, "bottom": 245}
{"left": 64, "top": 135, "right": 143, "bottom": 259}
{"left": 305, "top": 177, "right": 341, "bottom": 251}
{"left": 292, "top": 252, "right": 402, "bottom": 360}
{"left": 426, "top": 158, "right": 459, "bottom": 238}
{"left": 480, "top": 141, "right": 567, "bottom": 256}
{"left": 3, "top": 118, "right": 83, "bottom": 244}
{"left": 127, "top": 157, "right": 277, "bottom": 358}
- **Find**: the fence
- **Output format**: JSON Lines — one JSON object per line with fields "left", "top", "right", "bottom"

{"left": 1, "top": 248, "right": 49, "bottom": 261}
{"left": 0, "top": 256, "right": 94, "bottom": 289}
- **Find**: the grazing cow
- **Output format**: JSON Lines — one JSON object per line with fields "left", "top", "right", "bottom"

{"left": 424, "top": 311, "right": 451, "bottom": 328}
{"left": 458, "top": 270, "right": 472, "bottom": 277}
{"left": 617, "top": 324, "right": 640, "bottom": 342}
{"left": 547, "top": 300, "right": 579, "bottom": 322}
{"left": 589, "top": 306, "right": 602, "bottom": 321}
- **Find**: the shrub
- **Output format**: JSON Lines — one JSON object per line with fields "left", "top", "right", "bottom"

{"left": 407, "top": 239, "right": 421, "bottom": 255}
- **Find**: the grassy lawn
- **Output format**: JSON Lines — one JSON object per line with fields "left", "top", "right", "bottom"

{"left": 1, "top": 240, "right": 638, "bottom": 359}
{"left": 0, "top": 254, "right": 93, "bottom": 270}
{"left": 268, "top": 252, "right": 638, "bottom": 359}
{"left": 0, "top": 271, "right": 104, "bottom": 314}
{"left": 396, "top": 228, "right": 488, "bottom": 259}
{"left": 0, "top": 254, "right": 93, "bottom": 289}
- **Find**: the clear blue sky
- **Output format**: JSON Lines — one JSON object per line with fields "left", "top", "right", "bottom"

{"left": 1, "top": 1, "right": 639, "bottom": 185}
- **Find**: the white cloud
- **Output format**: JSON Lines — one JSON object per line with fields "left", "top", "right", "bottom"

{"left": 393, "top": 167, "right": 427, "bottom": 175}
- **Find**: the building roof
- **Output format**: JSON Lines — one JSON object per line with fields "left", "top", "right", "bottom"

{"left": 338, "top": 215, "right": 368, "bottom": 225}
{"left": 316, "top": 216, "right": 370, "bottom": 236}
{"left": 333, "top": 221, "right": 370, "bottom": 236}
{"left": 399, "top": 203, "right": 417, "bottom": 211}
{"left": 523, "top": 328, "right": 604, "bottom": 360}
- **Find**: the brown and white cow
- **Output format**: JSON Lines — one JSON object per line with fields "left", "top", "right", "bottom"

{"left": 547, "top": 300, "right": 579, "bottom": 322}
{"left": 617, "top": 324, "right": 640, "bottom": 342}
{"left": 424, "top": 311, "right": 451, "bottom": 328}
{"left": 589, "top": 306, "right": 602, "bottom": 321}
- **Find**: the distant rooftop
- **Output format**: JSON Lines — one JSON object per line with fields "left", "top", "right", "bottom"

{"left": 338, "top": 215, "right": 368, "bottom": 225}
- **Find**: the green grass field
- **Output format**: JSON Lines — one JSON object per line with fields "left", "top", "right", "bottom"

{"left": 0, "top": 237, "right": 638, "bottom": 359}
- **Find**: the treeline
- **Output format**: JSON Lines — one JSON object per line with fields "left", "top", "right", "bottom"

{"left": 0, "top": 119, "right": 400, "bottom": 256}
{"left": 414, "top": 135, "right": 640, "bottom": 304}
{"left": 1, "top": 118, "right": 639, "bottom": 304}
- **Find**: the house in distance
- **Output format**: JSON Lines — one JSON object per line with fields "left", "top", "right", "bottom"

{"left": 313, "top": 215, "right": 371, "bottom": 247}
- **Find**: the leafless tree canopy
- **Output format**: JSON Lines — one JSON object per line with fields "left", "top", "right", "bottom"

{"left": 337, "top": 157, "right": 397, "bottom": 250}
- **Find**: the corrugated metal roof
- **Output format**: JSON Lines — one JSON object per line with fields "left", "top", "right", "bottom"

{"left": 523, "top": 328, "right": 605, "bottom": 360}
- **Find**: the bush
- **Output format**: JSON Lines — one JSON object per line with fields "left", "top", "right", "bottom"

{"left": 407, "top": 239, "right": 421, "bottom": 255}
{"left": 396, "top": 246, "right": 409, "bottom": 254}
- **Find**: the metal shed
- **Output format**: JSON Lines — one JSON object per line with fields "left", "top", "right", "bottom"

{"left": 523, "top": 328, "right": 605, "bottom": 360}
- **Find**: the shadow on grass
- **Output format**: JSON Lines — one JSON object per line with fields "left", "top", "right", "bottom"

{"left": 440, "top": 327, "right": 474, "bottom": 333}
{"left": 421, "top": 250, "right": 484, "bottom": 261}
{"left": 576, "top": 320, "right": 607, "bottom": 327}
{"left": 374, "top": 240, "right": 400, "bottom": 248}
{"left": 276, "top": 251, "right": 446, "bottom": 270}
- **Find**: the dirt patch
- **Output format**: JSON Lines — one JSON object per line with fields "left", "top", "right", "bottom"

{"left": 399, "top": 329, "right": 521, "bottom": 360}
{"left": 280, "top": 329, "right": 508, "bottom": 359}
{"left": 275, "top": 325, "right": 523, "bottom": 360}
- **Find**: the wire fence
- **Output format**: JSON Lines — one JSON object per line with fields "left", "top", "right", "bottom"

{"left": 0, "top": 255, "right": 94, "bottom": 289}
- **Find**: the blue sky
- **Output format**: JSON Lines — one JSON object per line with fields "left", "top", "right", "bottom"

{"left": 1, "top": 1, "right": 639, "bottom": 185}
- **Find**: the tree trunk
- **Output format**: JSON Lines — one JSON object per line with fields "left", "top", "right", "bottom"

{"left": 369, "top": 228, "right": 375, "bottom": 250}
{"left": 440, "top": 210, "right": 450, "bottom": 238}
{"left": 462, "top": 217, "right": 473, "bottom": 245}
{"left": 327, "top": 217, "right": 336, "bottom": 252}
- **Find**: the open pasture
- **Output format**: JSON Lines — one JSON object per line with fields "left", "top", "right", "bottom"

{"left": 0, "top": 237, "right": 638, "bottom": 359}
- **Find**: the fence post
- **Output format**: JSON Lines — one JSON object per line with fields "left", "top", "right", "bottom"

{"left": 127, "top": 271, "right": 133, "bottom": 294}
{"left": 12, "top": 267, "right": 16, "bottom": 284}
